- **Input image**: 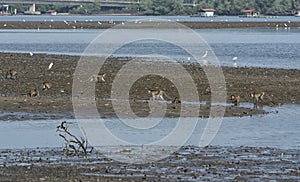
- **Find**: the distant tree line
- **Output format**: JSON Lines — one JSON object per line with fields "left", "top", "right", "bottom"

{"left": 189, "top": 0, "right": 300, "bottom": 16}
{"left": 6, "top": 0, "right": 300, "bottom": 16}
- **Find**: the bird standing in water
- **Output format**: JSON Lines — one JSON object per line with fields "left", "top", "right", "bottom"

{"left": 232, "top": 57, "right": 238, "bottom": 68}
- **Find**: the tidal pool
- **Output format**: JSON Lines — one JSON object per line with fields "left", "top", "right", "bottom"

{"left": 0, "top": 104, "right": 299, "bottom": 150}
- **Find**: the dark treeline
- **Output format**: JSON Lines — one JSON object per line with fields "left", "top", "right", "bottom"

{"left": 139, "top": 0, "right": 300, "bottom": 15}
{"left": 191, "top": 0, "right": 300, "bottom": 15}
{"left": 6, "top": 0, "right": 300, "bottom": 16}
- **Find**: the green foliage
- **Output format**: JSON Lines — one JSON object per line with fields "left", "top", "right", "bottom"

{"left": 5, "top": 0, "right": 300, "bottom": 15}
{"left": 7, "top": 4, "right": 29, "bottom": 13}
{"left": 140, "top": 0, "right": 184, "bottom": 15}
{"left": 69, "top": 3, "right": 101, "bottom": 14}
{"left": 35, "top": 4, "right": 72, "bottom": 13}
{"left": 140, "top": 0, "right": 299, "bottom": 15}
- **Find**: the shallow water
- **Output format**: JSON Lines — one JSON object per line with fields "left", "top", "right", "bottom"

{"left": 0, "top": 15, "right": 300, "bottom": 22}
{"left": 0, "top": 28, "right": 299, "bottom": 69}
{"left": 0, "top": 104, "right": 299, "bottom": 150}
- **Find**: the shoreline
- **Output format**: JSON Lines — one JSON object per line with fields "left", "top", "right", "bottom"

{"left": 0, "top": 21, "right": 299, "bottom": 29}
{"left": 0, "top": 52, "right": 299, "bottom": 120}
{"left": 0, "top": 52, "right": 299, "bottom": 181}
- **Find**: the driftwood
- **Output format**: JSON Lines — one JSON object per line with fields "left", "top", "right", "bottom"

{"left": 56, "top": 121, "right": 93, "bottom": 156}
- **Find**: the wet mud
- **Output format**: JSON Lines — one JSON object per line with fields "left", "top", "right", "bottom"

{"left": 0, "top": 146, "right": 299, "bottom": 181}
{"left": 0, "top": 21, "right": 300, "bottom": 29}
{"left": 1, "top": 52, "right": 299, "bottom": 120}
{"left": 0, "top": 53, "right": 299, "bottom": 181}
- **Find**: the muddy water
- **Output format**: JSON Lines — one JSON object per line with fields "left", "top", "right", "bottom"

{"left": 0, "top": 104, "right": 299, "bottom": 150}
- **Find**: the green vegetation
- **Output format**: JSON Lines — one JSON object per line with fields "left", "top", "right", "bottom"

{"left": 69, "top": 3, "right": 101, "bottom": 14}
{"left": 140, "top": 0, "right": 185, "bottom": 15}
{"left": 5, "top": 0, "right": 300, "bottom": 16}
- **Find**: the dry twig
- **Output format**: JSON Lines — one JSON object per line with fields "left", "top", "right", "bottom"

{"left": 56, "top": 121, "right": 93, "bottom": 156}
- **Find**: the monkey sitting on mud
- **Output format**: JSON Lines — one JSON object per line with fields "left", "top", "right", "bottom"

{"left": 230, "top": 94, "right": 240, "bottom": 106}
{"left": 27, "top": 89, "right": 39, "bottom": 97}
{"left": 42, "top": 81, "right": 52, "bottom": 90}
{"left": 5, "top": 69, "right": 17, "bottom": 79}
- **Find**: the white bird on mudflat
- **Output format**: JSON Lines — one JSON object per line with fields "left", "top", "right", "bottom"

{"left": 202, "top": 50, "right": 208, "bottom": 58}
{"left": 29, "top": 52, "right": 33, "bottom": 56}
{"left": 48, "top": 62, "right": 54, "bottom": 70}
{"left": 232, "top": 57, "right": 238, "bottom": 67}
{"left": 201, "top": 50, "right": 208, "bottom": 66}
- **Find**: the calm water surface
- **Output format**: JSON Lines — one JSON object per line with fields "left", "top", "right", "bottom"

{"left": 0, "top": 28, "right": 299, "bottom": 69}
{"left": 0, "top": 104, "right": 299, "bottom": 150}
{"left": 1, "top": 15, "right": 300, "bottom": 22}
{"left": 0, "top": 16, "right": 299, "bottom": 151}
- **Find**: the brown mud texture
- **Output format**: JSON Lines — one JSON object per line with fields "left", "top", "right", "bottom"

{"left": 0, "top": 53, "right": 300, "bottom": 181}
{"left": 0, "top": 52, "right": 299, "bottom": 120}
{"left": 0, "top": 146, "right": 299, "bottom": 181}
{"left": 0, "top": 21, "right": 300, "bottom": 29}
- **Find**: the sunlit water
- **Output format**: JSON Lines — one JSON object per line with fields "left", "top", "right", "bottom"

{"left": 0, "top": 17, "right": 299, "bottom": 151}
{"left": 1, "top": 15, "right": 300, "bottom": 22}
{"left": 0, "top": 28, "right": 299, "bottom": 69}
{"left": 0, "top": 104, "right": 299, "bottom": 150}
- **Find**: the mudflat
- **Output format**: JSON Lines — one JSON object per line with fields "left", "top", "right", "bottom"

{"left": 0, "top": 21, "right": 300, "bottom": 29}
{"left": 1, "top": 52, "right": 299, "bottom": 119}
{"left": 1, "top": 17, "right": 300, "bottom": 181}
{"left": 0, "top": 52, "right": 300, "bottom": 181}
{"left": 0, "top": 146, "right": 299, "bottom": 181}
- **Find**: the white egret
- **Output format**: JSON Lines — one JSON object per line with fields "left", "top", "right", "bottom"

{"left": 202, "top": 50, "right": 208, "bottom": 58}
{"left": 48, "top": 62, "right": 54, "bottom": 70}
{"left": 29, "top": 52, "right": 33, "bottom": 56}
{"left": 232, "top": 57, "right": 238, "bottom": 67}
{"left": 202, "top": 50, "right": 208, "bottom": 66}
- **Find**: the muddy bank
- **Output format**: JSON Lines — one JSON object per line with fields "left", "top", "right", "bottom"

{"left": 0, "top": 21, "right": 299, "bottom": 29}
{"left": 0, "top": 52, "right": 299, "bottom": 119}
{"left": 0, "top": 146, "right": 299, "bottom": 181}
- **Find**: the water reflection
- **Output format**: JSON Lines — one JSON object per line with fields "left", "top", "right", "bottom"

{"left": 0, "top": 104, "right": 299, "bottom": 150}
{"left": 0, "top": 28, "right": 299, "bottom": 69}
